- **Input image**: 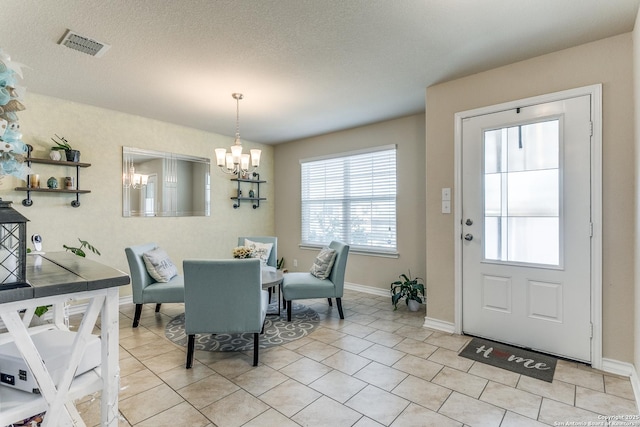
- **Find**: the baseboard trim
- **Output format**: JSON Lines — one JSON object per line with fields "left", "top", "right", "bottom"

{"left": 344, "top": 282, "right": 389, "bottom": 298}
{"left": 423, "top": 317, "right": 456, "bottom": 333}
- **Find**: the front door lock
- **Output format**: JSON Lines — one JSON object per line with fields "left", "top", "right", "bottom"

{"left": 464, "top": 233, "right": 473, "bottom": 241}
{"left": 465, "top": 219, "right": 473, "bottom": 226}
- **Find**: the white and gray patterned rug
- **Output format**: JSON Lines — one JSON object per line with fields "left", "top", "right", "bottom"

{"left": 164, "top": 302, "right": 320, "bottom": 351}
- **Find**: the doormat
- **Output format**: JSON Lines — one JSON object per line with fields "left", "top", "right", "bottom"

{"left": 459, "top": 337, "right": 557, "bottom": 382}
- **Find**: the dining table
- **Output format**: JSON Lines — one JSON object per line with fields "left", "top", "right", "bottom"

{"left": 261, "top": 267, "right": 284, "bottom": 314}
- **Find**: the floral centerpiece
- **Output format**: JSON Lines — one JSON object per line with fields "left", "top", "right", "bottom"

{"left": 232, "top": 246, "right": 253, "bottom": 259}
{"left": 0, "top": 49, "right": 30, "bottom": 181}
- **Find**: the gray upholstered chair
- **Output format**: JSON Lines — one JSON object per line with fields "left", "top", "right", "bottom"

{"left": 183, "top": 258, "right": 268, "bottom": 368}
{"left": 237, "top": 236, "right": 277, "bottom": 268}
{"left": 125, "top": 243, "right": 184, "bottom": 327}
{"left": 282, "top": 241, "right": 350, "bottom": 321}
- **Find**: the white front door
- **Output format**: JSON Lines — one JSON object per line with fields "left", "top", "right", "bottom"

{"left": 461, "top": 94, "right": 593, "bottom": 362}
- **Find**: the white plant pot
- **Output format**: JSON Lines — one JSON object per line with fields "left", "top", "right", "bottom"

{"left": 407, "top": 299, "right": 422, "bottom": 312}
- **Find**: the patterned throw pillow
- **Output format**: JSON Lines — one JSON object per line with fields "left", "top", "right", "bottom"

{"left": 244, "top": 239, "right": 273, "bottom": 266}
{"left": 310, "top": 247, "right": 337, "bottom": 279}
{"left": 142, "top": 247, "right": 178, "bottom": 282}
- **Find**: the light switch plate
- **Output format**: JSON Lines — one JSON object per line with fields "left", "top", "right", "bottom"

{"left": 442, "top": 200, "right": 451, "bottom": 214}
{"left": 442, "top": 188, "right": 451, "bottom": 201}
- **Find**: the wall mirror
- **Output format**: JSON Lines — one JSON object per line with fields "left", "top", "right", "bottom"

{"left": 122, "top": 147, "right": 210, "bottom": 217}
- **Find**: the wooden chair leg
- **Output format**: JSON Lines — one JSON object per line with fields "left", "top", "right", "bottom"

{"left": 253, "top": 333, "right": 259, "bottom": 366}
{"left": 287, "top": 300, "right": 292, "bottom": 321}
{"left": 336, "top": 298, "right": 344, "bottom": 319}
{"left": 133, "top": 304, "right": 142, "bottom": 327}
{"left": 186, "top": 334, "right": 195, "bottom": 369}
{"left": 328, "top": 298, "right": 333, "bottom": 306}
{"left": 155, "top": 303, "right": 162, "bottom": 312}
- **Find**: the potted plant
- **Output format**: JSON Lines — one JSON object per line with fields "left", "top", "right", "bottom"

{"left": 390, "top": 271, "right": 425, "bottom": 311}
{"left": 50, "top": 134, "right": 80, "bottom": 162}
{"left": 34, "top": 239, "right": 100, "bottom": 317}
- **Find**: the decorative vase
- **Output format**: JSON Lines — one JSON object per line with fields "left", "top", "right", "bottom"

{"left": 49, "top": 150, "right": 61, "bottom": 161}
{"left": 46, "top": 176, "right": 58, "bottom": 189}
{"left": 65, "top": 149, "right": 80, "bottom": 162}
{"left": 407, "top": 299, "right": 421, "bottom": 312}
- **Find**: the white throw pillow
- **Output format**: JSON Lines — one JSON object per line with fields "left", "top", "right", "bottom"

{"left": 142, "top": 247, "right": 178, "bottom": 282}
{"left": 310, "top": 247, "right": 337, "bottom": 279}
{"left": 244, "top": 239, "right": 273, "bottom": 266}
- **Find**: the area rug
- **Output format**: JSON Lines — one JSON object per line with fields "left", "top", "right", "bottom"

{"left": 165, "top": 302, "right": 319, "bottom": 352}
{"left": 459, "top": 337, "right": 557, "bottom": 382}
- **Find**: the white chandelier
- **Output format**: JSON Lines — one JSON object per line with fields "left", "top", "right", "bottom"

{"left": 123, "top": 157, "right": 148, "bottom": 189}
{"left": 215, "top": 93, "right": 261, "bottom": 175}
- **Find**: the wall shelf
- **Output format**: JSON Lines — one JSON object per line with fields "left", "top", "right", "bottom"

{"left": 230, "top": 175, "right": 266, "bottom": 209}
{"left": 14, "top": 151, "right": 91, "bottom": 208}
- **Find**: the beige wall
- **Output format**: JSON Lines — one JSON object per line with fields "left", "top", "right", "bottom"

{"left": 1, "top": 92, "right": 274, "bottom": 296}
{"left": 633, "top": 9, "right": 640, "bottom": 372}
{"left": 426, "top": 33, "right": 635, "bottom": 362}
{"left": 274, "top": 114, "right": 426, "bottom": 294}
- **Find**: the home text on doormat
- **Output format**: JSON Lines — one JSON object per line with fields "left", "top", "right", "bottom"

{"left": 459, "top": 337, "right": 557, "bottom": 382}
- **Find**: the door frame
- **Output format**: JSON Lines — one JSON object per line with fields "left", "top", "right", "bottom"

{"left": 453, "top": 84, "right": 603, "bottom": 368}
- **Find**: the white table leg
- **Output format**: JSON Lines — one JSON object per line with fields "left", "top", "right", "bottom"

{"left": 101, "top": 287, "right": 120, "bottom": 426}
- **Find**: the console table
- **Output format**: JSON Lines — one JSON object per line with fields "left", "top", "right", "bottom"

{"left": 0, "top": 252, "right": 129, "bottom": 427}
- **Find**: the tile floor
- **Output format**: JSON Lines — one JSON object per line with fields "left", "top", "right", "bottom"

{"left": 75, "top": 289, "right": 638, "bottom": 426}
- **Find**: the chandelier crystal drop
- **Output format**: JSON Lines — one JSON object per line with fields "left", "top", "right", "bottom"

{"left": 215, "top": 93, "right": 261, "bottom": 176}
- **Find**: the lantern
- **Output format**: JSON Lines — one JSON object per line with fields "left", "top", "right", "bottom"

{"left": 0, "top": 199, "right": 28, "bottom": 288}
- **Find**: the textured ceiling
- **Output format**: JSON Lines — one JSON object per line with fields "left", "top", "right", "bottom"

{"left": 2, "top": 0, "right": 639, "bottom": 144}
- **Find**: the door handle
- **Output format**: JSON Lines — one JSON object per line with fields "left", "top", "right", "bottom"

{"left": 464, "top": 233, "right": 473, "bottom": 241}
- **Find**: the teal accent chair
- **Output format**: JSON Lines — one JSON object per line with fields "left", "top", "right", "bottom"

{"left": 237, "top": 236, "right": 277, "bottom": 268}
{"left": 125, "top": 243, "right": 185, "bottom": 328}
{"left": 282, "top": 241, "right": 350, "bottom": 321}
{"left": 183, "top": 258, "right": 269, "bottom": 368}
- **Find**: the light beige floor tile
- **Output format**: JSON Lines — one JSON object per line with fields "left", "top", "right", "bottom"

{"left": 516, "top": 376, "right": 575, "bottom": 405}
{"left": 341, "top": 322, "right": 378, "bottom": 337}
{"left": 351, "top": 304, "right": 382, "bottom": 315}
{"left": 367, "top": 319, "right": 402, "bottom": 333}
{"left": 393, "top": 337, "right": 438, "bottom": 359}
{"left": 309, "top": 326, "right": 348, "bottom": 343}
{"left": 242, "top": 408, "right": 301, "bottom": 427}
{"left": 331, "top": 334, "right": 375, "bottom": 353}
{"left": 359, "top": 343, "right": 405, "bottom": 366}
{"left": 553, "top": 363, "right": 604, "bottom": 392}
{"left": 480, "top": 381, "right": 542, "bottom": 419}
{"left": 392, "top": 375, "right": 452, "bottom": 411}
{"left": 157, "top": 362, "right": 215, "bottom": 390}
{"left": 176, "top": 373, "right": 240, "bottom": 409}
{"left": 259, "top": 345, "right": 303, "bottom": 370}
{"left": 355, "top": 361, "right": 408, "bottom": 391}
{"left": 538, "top": 398, "right": 602, "bottom": 424}
{"left": 233, "top": 364, "right": 288, "bottom": 396}
{"left": 354, "top": 416, "right": 385, "bottom": 427}
{"left": 604, "top": 375, "right": 636, "bottom": 400}
{"left": 208, "top": 354, "right": 255, "bottom": 378}
{"left": 140, "top": 348, "right": 187, "bottom": 374}
{"left": 575, "top": 386, "right": 637, "bottom": 415}
{"left": 310, "top": 369, "right": 367, "bottom": 403}
{"left": 439, "top": 391, "right": 505, "bottom": 427}
{"left": 347, "top": 313, "right": 379, "bottom": 326}
{"left": 468, "top": 361, "right": 520, "bottom": 387}
{"left": 118, "top": 368, "right": 163, "bottom": 401}
{"left": 119, "top": 356, "right": 147, "bottom": 377}
{"left": 292, "top": 396, "right": 363, "bottom": 427}
{"left": 200, "top": 389, "right": 269, "bottom": 427}
{"left": 259, "top": 378, "right": 322, "bottom": 417}
{"left": 426, "top": 333, "right": 471, "bottom": 352}
{"left": 365, "top": 330, "right": 405, "bottom": 347}
{"left": 429, "top": 347, "right": 474, "bottom": 371}
{"left": 500, "top": 411, "right": 548, "bottom": 427}
{"left": 280, "top": 356, "right": 333, "bottom": 384}
{"left": 346, "top": 384, "right": 409, "bottom": 425}
{"left": 322, "top": 349, "right": 371, "bottom": 375}
{"left": 119, "top": 383, "right": 184, "bottom": 425}
{"left": 135, "top": 401, "right": 210, "bottom": 427}
{"left": 391, "top": 403, "right": 462, "bottom": 427}
{"left": 433, "top": 366, "right": 489, "bottom": 399}
{"left": 393, "top": 325, "right": 434, "bottom": 341}
{"left": 393, "top": 354, "right": 444, "bottom": 381}
{"left": 295, "top": 339, "right": 341, "bottom": 361}
{"left": 282, "top": 335, "right": 316, "bottom": 350}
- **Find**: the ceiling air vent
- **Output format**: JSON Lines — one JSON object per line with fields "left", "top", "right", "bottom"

{"left": 58, "top": 30, "right": 111, "bottom": 57}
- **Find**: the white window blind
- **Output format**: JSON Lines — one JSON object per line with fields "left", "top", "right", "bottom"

{"left": 300, "top": 146, "right": 397, "bottom": 253}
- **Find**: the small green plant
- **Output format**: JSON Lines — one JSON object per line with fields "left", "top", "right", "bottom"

{"left": 390, "top": 271, "right": 425, "bottom": 310}
{"left": 63, "top": 238, "right": 101, "bottom": 257}
{"left": 50, "top": 134, "right": 72, "bottom": 151}
{"left": 36, "top": 239, "right": 100, "bottom": 317}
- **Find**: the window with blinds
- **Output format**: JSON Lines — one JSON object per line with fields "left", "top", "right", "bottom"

{"left": 300, "top": 145, "right": 397, "bottom": 254}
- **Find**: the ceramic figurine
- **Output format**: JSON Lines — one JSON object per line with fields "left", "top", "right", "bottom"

{"left": 47, "top": 176, "right": 58, "bottom": 189}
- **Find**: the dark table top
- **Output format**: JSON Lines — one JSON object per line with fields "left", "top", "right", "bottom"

{"left": 0, "top": 252, "right": 130, "bottom": 304}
